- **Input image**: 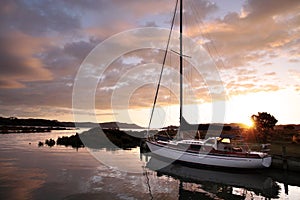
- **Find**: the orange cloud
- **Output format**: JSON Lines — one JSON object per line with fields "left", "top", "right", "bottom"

{"left": 0, "top": 32, "right": 53, "bottom": 88}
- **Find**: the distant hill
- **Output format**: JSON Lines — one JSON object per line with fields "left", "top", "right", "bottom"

{"left": 99, "top": 122, "right": 144, "bottom": 129}
{"left": 0, "top": 116, "right": 144, "bottom": 129}
{"left": 0, "top": 116, "right": 74, "bottom": 127}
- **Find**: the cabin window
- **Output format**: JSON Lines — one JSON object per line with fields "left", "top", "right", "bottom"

{"left": 221, "top": 138, "right": 230, "bottom": 144}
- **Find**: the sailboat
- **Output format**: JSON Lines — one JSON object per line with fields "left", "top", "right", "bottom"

{"left": 145, "top": 0, "right": 272, "bottom": 169}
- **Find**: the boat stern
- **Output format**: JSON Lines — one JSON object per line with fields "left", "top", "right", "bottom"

{"left": 262, "top": 156, "right": 272, "bottom": 168}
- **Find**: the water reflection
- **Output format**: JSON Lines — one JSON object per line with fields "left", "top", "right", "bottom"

{"left": 0, "top": 159, "right": 46, "bottom": 200}
{"left": 1, "top": 131, "right": 300, "bottom": 200}
{"left": 145, "top": 155, "right": 280, "bottom": 199}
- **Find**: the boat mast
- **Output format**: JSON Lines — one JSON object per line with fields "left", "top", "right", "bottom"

{"left": 179, "top": 0, "right": 183, "bottom": 137}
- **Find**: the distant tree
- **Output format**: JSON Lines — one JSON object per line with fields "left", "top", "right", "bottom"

{"left": 222, "top": 126, "right": 232, "bottom": 131}
{"left": 251, "top": 112, "right": 278, "bottom": 143}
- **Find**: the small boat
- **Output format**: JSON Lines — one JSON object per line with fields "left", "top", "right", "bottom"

{"left": 146, "top": 0, "right": 272, "bottom": 169}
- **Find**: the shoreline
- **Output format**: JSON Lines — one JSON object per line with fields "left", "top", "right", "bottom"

{"left": 0, "top": 125, "right": 75, "bottom": 134}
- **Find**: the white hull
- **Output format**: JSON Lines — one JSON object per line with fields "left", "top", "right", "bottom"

{"left": 146, "top": 141, "right": 272, "bottom": 169}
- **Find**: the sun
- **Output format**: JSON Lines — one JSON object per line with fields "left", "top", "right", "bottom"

{"left": 244, "top": 119, "right": 254, "bottom": 128}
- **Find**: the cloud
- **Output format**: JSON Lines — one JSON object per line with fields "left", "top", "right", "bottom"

{"left": 0, "top": 104, "right": 75, "bottom": 121}
{"left": 0, "top": 32, "right": 53, "bottom": 88}
{"left": 288, "top": 69, "right": 300, "bottom": 82}
{"left": 0, "top": 0, "right": 80, "bottom": 36}
{"left": 182, "top": 0, "right": 300, "bottom": 100}
{"left": 38, "top": 38, "right": 99, "bottom": 79}
{"left": 182, "top": 0, "right": 218, "bottom": 20}
{"left": 227, "top": 83, "right": 280, "bottom": 96}
{"left": 289, "top": 58, "right": 299, "bottom": 63}
{"left": 243, "top": 0, "right": 300, "bottom": 20}
{"left": 264, "top": 72, "right": 277, "bottom": 76}
{"left": 194, "top": 0, "right": 300, "bottom": 68}
{"left": 0, "top": 80, "right": 25, "bottom": 89}
{"left": 0, "top": 0, "right": 218, "bottom": 90}
{"left": 64, "top": 39, "right": 99, "bottom": 60}
{"left": 0, "top": 0, "right": 88, "bottom": 89}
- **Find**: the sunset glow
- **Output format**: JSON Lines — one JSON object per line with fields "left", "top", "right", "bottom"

{"left": 0, "top": 0, "right": 299, "bottom": 126}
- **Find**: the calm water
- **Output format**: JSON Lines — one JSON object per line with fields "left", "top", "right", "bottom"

{"left": 0, "top": 130, "right": 300, "bottom": 200}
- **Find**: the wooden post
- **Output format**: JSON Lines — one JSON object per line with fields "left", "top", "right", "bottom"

{"left": 282, "top": 146, "right": 288, "bottom": 170}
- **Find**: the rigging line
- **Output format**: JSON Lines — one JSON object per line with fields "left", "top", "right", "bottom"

{"left": 147, "top": 0, "right": 179, "bottom": 136}
{"left": 188, "top": 1, "right": 213, "bottom": 55}
{"left": 183, "top": 3, "right": 193, "bottom": 119}
{"left": 189, "top": 1, "right": 202, "bottom": 92}
{"left": 190, "top": 0, "right": 226, "bottom": 69}
{"left": 166, "top": 52, "right": 172, "bottom": 133}
{"left": 181, "top": 5, "right": 194, "bottom": 111}
{"left": 184, "top": 14, "right": 194, "bottom": 109}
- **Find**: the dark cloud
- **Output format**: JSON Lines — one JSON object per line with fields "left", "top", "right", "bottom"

{"left": 0, "top": 36, "right": 29, "bottom": 76}
{"left": 0, "top": 0, "right": 83, "bottom": 89}
{"left": 143, "top": 21, "right": 159, "bottom": 27}
{"left": 0, "top": 33, "right": 53, "bottom": 88}
{"left": 0, "top": 0, "right": 80, "bottom": 36}
{"left": 0, "top": 78, "right": 73, "bottom": 109}
{"left": 64, "top": 38, "right": 99, "bottom": 62}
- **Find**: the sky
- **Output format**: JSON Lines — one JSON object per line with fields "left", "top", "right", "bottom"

{"left": 0, "top": 0, "right": 299, "bottom": 126}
